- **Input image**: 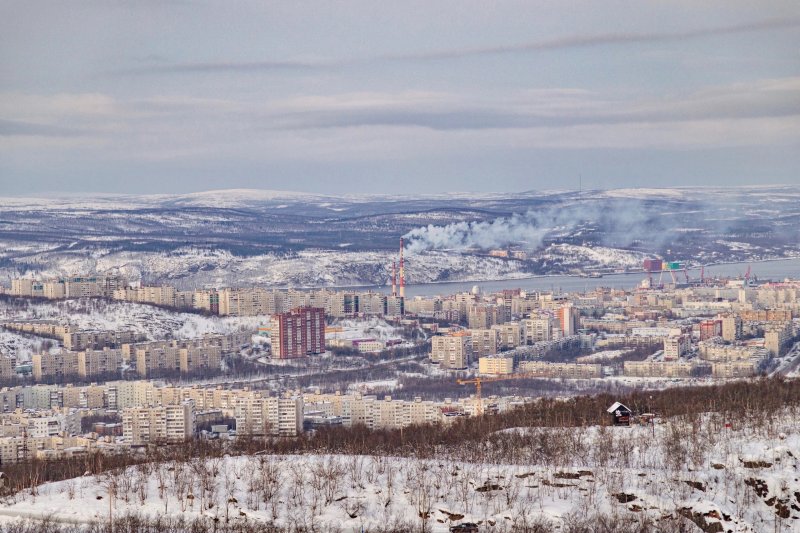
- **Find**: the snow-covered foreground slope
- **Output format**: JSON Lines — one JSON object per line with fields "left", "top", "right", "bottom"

{"left": 1, "top": 412, "right": 798, "bottom": 532}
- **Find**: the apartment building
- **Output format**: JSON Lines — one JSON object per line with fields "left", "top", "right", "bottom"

{"left": 491, "top": 322, "right": 524, "bottom": 349}
{"left": 518, "top": 361, "right": 601, "bottom": 379}
{"left": 467, "top": 303, "right": 506, "bottom": 329}
{"left": 32, "top": 352, "right": 80, "bottom": 381}
{"left": 234, "top": 394, "right": 303, "bottom": 437}
{"left": 469, "top": 328, "right": 499, "bottom": 358}
{"left": 113, "top": 285, "right": 176, "bottom": 307}
{"left": 740, "top": 309, "right": 793, "bottom": 322}
{"left": 523, "top": 315, "right": 553, "bottom": 343}
{"left": 0, "top": 356, "right": 16, "bottom": 381}
{"left": 623, "top": 360, "right": 697, "bottom": 378}
{"left": 77, "top": 348, "right": 123, "bottom": 378}
{"left": 711, "top": 361, "right": 756, "bottom": 378}
{"left": 430, "top": 333, "right": 471, "bottom": 370}
{"left": 765, "top": 322, "right": 793, "bottom": 356}
{"left": 63, "top": 328, "right": 141, "bottom": 351}
{"left": 122, "top": 401, "right": 195, "bottom": 445}
{"left": 135, "top": 341, "right": 181, "bottom": 377}
{"left": 557, "top": 304, "right": 580, "bottom": 336}
{"left": 478, "top": 356, "right": 514, "bottom": 375}
{"left": 698, "top": 341, "right": 757, "bottom": 362}
{"left": 303, "top": 392, "right": 442, "bottom": 429}
{"left": 270, "top": 307, "right": 326, "bottom": 359}
{"left": 663, "top": 334, "right": 691, "bottom": 360}
{"left": 720, "top": 315, "right": 743, "bottom": 342}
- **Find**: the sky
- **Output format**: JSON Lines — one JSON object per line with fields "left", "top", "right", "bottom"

{"left": 1, "top": 1, "right": 799, "bottom": 196}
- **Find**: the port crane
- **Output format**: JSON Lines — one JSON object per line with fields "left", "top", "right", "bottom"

{"left": 457, "top": 373, "right": 541, "bottom": 416}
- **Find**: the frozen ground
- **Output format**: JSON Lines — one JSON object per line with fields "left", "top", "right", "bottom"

{"left": 328, "top": 318, "right": 406, "bottom": 343}
{"left": 0, "top": 410, "right": 797, "bottom": 531}
{"left": 0, "top": 330, "right": 60, "bottom": 362}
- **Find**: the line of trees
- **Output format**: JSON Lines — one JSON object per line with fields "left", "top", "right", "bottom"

{"left": 0, "top": 376, "right": 795, "bottom": 500}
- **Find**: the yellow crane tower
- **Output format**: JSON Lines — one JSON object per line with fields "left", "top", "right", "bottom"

{"left": 457, "top": 373, "right": 540, "bottom": 416}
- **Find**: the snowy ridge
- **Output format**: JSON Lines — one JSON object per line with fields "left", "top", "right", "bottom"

{"left": 0, "top": 299, "right": 265, "bottom": 343}
{"left": 0, "top": 411, "right": 797, "bottom": 531}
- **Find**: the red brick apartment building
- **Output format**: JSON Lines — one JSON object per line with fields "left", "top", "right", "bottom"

{"left": 270, "top": 307, "right": 326, "bottom": 359}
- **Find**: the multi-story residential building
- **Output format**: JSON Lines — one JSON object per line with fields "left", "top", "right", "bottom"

{"left": 63, "top": 328, "right": 141, "bottom": 351}
{"left": 711, "top": 361, "right": 755, "bottom": 378}
{"left": 122, "top": 401, "right": 195, "bottom": 445}
{"left": 663, "top": 334, "right": 691, "bottom": 360}
{"left": 719, "top": 314, "right": 743, "bottom": 342}
{"left": 113, "top": 285, "right": 176, "bottom": 307}
{"left": 518, "top": 361, "right": 602, "bottom": 379}
{"left": 270, "top": 307, "right": 326, "bottom": 359}
{"left": 135, "top": 341, "right": 181, "bottom": 377}
{"left": 523, "top": 315, "right": 553, "bottom": 343}
{"left": 491, "top": 322, "right": 524, "bottom": 349}
{"left": 469, "top": 329, "right": 499, "bottom": 358}
{"left": 478, "top": 356, "right": 514, "bottom": 375}
{"left": 740, "top": 309, "right": 793, "bottom": 322}
{"left": 467, "top": 303, "right": 505, "bottom": 329}
{"left": 0, "top": 356, "right": 16, "bottom": 382}
{"left": 623, "top": 360, "right": 697, "bottom": 378}
{"left": 193, "top": 289, "right": 220, "bottom": 314}
{"left": 179, "top": 345, "right": 221, "bottom": 374}
{"left": 698, "top": 341, "right": 758, "bottom": 362}
{"left": 557, "top": 304, "right": 580, "bottom": 336}
{"left": 303, "top": 392, "right": 442, "bottom": 430}
{"left": 765, "top": 322, "right": 793, "bottom": 356}
{"left": 77, "top": 348, "right": 123, "bottom": 378}
{"left": 32, "top": 352, "right": 80, "bottom": 381}
{"left": 234, "top": 394, "right": 303, "bottom": 437}
{"left": 699, "top": 319, "right": 723, "bottom": 341}
{"left": 430, "top": 333, "right": 471, "bottom": 370}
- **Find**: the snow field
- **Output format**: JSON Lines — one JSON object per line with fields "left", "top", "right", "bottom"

{"left": 1, "top": 410, "right": 798, "bottom": 531}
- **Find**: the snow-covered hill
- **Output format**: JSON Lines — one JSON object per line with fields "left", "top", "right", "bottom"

{"left": 2, "top": 185, "right": 799, "bottom": 288}
{"left": 0, "top": 299, "right": 265, "bottom": 343}
{"left": 0, "top": 411, "right": 797, "bottom": 532}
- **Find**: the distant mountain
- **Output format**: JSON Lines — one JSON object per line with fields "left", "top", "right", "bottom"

{"left": 1, "top": 186, "right": 798, "bottom": 287}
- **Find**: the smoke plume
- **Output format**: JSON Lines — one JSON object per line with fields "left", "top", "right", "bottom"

{"left": 403, "top": 200, "right": 682, "bottom": 254}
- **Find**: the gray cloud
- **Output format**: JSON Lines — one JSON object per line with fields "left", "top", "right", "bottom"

{"left": 265, "top": 80, "right": 800, "bottom": 132}
{"left": 111, "top": 17, "right": 800, "bottom": 76}
{"left": 115, "top": 59, "right": 324, "bottom": 76}
{"left": 0, "top": 119, "right": 83, "bottom": 137}
{"left": 385, "top": 17, "right": 800, "bottom": 61}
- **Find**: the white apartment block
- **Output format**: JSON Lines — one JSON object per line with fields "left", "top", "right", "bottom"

{"left": 518, "top": 361, "right": 601, "bottom": 379}
{"left": 492, "top": 322, "right": 524, "bottom": 349}
{"left": 711, "top": 361, "right": 755, "bottom": 378}
{"left": 469, "top": 329, "right": 499, "bottom": 358}
{"left": 663, "top": 334, "right": 691, "bottom": 360}
{"left": 234, "top": 394, "right": 303, "bottom": 437}
{"left": 523, "top": 316, "right": 553, "bottom": 343}
{"left": 303, "top": 392, "right": 442, "bottom": 430}
{"left": 122, "top": 401, "right": 195, "bottom": 445}
{"left": 430, "top": 334, "right": 471, "bottom": 370}
{"left": 478, "top": 356, "right": 514, "bottom": 375}
{"left": 623, "top": 360, "right": 696, "bottom": 378}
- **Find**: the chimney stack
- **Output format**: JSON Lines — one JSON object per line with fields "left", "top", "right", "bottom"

{"left": 391, "top": 261, "right": 397, "bottom": 297}
{"left": 399, "top": 237, "right": 405, "bottom": 298}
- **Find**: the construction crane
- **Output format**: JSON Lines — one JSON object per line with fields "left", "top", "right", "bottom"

{"left": 457, "top": 373, "right": 541, "bottom": 416}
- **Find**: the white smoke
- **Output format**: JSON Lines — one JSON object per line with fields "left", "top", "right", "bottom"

{"left": 403, "top": 211, "right": 551, "bottom": 253}
{"left": 403, "top": 200, "right": 683, "bottom": 254}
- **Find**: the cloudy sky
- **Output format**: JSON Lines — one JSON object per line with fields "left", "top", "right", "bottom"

{"left": 1, "top": 1, "right": 799, "bottom": 195}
